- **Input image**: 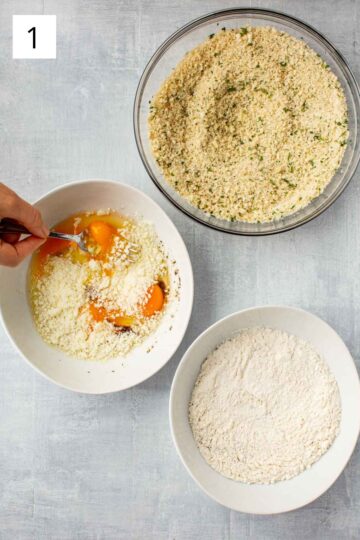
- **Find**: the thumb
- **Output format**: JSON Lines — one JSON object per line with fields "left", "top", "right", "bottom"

{"left": 0, "top": 236, "right": 46, "bottom": 267}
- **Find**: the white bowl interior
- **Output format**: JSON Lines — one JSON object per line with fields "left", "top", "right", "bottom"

{"left": 170, "top": 306, "right": 360, "bottom": 514}
{"left": 0, "top": 180, "right": 193, "bottom": 393}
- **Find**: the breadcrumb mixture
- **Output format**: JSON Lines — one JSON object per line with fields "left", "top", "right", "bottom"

{"left": 149, "top": 26, "right": 348, "bottom": 223}
{"left": 30, "top": 217, "right": 170, "bottom": 361}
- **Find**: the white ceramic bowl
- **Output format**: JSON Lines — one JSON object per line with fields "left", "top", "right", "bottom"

{"left": 170, "top": 306, "right": 360, "bottom": 514}
{"left": 0, "top": 179, "right": 193, "bottom": 394}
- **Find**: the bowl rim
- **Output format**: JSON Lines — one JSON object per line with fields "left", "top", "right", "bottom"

{"left": 134, "top": 7, "right": 360, "bottom": 236}
{"left": 0, "top": 178, "right": 194, "bottom": 394}
{"left": 169, "top": 305, "right": 360, "bottom": 514}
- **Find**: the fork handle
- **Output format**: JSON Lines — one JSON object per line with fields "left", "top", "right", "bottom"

{"left": 0, "top": 220, "right": 76, "bottom": 243}
{"left": 0, "top": 218, "right": 67, "bottom": 239}
{"left": 0, "top": 219, "right": 30, "bottom": 235}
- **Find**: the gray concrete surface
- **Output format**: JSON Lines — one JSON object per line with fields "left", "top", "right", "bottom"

{"left": 0, "top": 0, "right": 359, "bottom": 538}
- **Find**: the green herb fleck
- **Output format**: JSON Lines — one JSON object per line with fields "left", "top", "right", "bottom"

{"left": 255, "top": 88, "right": 269, "bottom": 95}
{"left": 282, "top": 178, "right": 296, "bottom": 188}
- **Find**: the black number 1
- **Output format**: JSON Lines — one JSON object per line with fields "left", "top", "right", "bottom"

{"left": 28, "top": 27, "right": 36, "bottom": 49}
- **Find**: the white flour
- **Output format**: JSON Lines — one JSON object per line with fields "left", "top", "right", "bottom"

{"left": 189, "top": 327, "right": 341, "bottom": 484}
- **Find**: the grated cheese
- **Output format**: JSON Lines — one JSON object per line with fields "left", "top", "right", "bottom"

{"left": 30, "top": 216, "right": 170, "bottom": 361}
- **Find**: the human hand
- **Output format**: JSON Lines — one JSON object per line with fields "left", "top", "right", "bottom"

{"left": 0, "top": 183, "right": 49, "bottom": 267}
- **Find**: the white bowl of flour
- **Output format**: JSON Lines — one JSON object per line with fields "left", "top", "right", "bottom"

{"left": 170, "top": 306, "right": 360, "bottom": 514}
{"left": 0, "top": 179, "right": 194, "bottom": 393}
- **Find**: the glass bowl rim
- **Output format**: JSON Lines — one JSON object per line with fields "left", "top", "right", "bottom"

{"left": 134, "top": 7, "right": 360, "bottom": 236}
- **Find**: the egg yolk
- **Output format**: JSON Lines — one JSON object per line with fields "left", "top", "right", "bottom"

{"left": 89, "top": 283, "right": 165, "bottom": 329}
{"left": 111, "top": 314, "right": 134, "bottom": 328}
{"left": 40, "top": 237, "right": 71, "bottom": 257}
{"left": 88, "top": 221, "right": 116, "bottom": 254}
{"left": 142, "top": 284, "right": 164, "bottom": 317}
{"left": 89, "top": 303, "right": 133, "bottom": 328}
{"left": 89, "top": 303, "right": 107, "bottom": 322}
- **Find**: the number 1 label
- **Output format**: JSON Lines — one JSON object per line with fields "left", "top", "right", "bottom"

{"left": 13, "top": 15, "right": 56, "bottom": 59}
{"left": 28, "top": 26, "right": 36, "bottom": 49}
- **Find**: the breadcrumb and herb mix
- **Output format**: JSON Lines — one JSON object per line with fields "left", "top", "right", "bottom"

{"left": 29, "top": 210, "right": 170, "bottom": 361}
{"left": 149, "top": 26, "right": 348, "bottom": 223}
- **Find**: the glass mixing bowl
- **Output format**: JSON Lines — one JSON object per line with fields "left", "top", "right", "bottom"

{"left": 134, "top": 8, "right": 360, "bottom": 235}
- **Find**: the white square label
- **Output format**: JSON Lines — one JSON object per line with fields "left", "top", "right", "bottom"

{"left": 13, "top": 15, "right": 56, "bottom": 59}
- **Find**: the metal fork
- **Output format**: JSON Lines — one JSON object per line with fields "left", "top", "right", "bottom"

{"left": 0, "top": 218, "right": 90, "bottom": 252}
{"left": 0, "top": 218, "right": 140, "bottom": 262}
